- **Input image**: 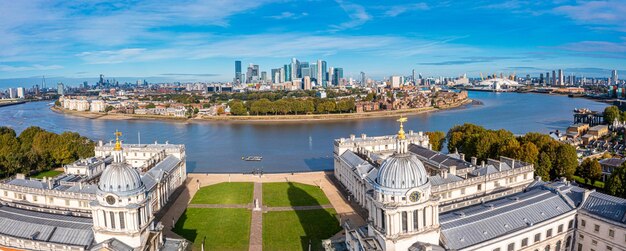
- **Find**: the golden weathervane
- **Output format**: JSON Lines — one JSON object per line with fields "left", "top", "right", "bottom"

{"left": 397, "top": 116, "right": 407, "bottom": 140}
{"left": 114, "top": 130, "right": 123, "bottom": 151}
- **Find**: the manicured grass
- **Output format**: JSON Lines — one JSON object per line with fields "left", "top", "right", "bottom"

{"left": 263, "top": 209, "right": 342, "bottom": 251}
{"left": 574, "top": 175, "right": 605, "bottom": 189}
{"left": 173, "top": 208, "right": 251, "bottom": 251}
{"left": 30, "top": 170, "right": 63, "bottom": 179}
{"left": 190, "top": 182, "right": 254, "bottom": 204}
{"left": 263, "top": 182, "right": 330, "bottom": 207}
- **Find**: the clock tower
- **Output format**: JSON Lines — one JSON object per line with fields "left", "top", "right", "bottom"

{"left": 367, "top": 117, "right": 441, "bottom": 250}
{"left": 91, "top": 131, "right": 152, "bottom": 248}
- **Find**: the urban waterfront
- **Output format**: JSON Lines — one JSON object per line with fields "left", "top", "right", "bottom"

{"left": 0, "top": 91, "right": 607, "bottom": 173}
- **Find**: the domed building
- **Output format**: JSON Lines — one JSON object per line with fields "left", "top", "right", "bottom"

{"left": 367, "top": 117, "right": 440, "bottom": 251}
{"left": 91, "top": 131, "right": 154, "bottom": 249}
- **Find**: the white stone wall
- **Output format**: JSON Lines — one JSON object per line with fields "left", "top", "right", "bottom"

{"left": 576, "top": 213, "right": 626, "bottom": 251}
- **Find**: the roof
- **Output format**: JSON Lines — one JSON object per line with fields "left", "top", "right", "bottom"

{"left": 440, "top": 187, "right": 578, "bottom": 250}
{"left": 408, "top": 144, "right": 471, "bottom": 170}
{"left": 581, "top": 191, "right": 626, "bottom": 224}
{"left": 429, "top": 174, "right": 463, "bottom": 186}
{"left": 0, "top": 206, "right": 94, "bottom": 247}
{"left": 599, "top": 158, "right": 626, "bottom": 168}
{"left": 142, "top": 155, "right": 182, "bottom": 191}
{"left": 90, "top": 238, "right": 133, "bottom": 251}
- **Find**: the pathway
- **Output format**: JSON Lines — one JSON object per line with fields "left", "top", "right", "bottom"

{"left": 264, "top": 204, "right": 333, "bottom": 211}
{"left": 249, "top": 182, "right": 263, "bottom": 251}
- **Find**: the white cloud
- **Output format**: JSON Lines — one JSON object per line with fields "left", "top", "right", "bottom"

{"left": 558, "top": 40, "right": 626, "bottom": 53}
{"left": 267, "top": 11, "right": 308, "bottom": 20}
{"left": 331, "top": 0, "right": 372, "bottom": 31}
{"left": 0, "top": 64, "right": 63, "bottom": 72}
{"left": 76, "top": 48, "right": 147, "bottom": 64}
{"left": 553, "top": 1, "right": 626, "bottom": 31}
{"left": 384, "top": 3, "right": 429, "bottom": 17}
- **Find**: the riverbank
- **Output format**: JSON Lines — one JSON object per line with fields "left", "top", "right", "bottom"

{"left": 51, "top": 98, "right": 473, "bottom": 123}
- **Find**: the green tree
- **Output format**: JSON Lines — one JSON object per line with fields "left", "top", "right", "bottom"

{"left": 607, "top": 163, "right": 626, "bottom": 197}
{"left": 228, "top": 100, "right": 247, "bottom": 116}
{"left": 604, "top": 105, "right": 621, "bottom": 123}
{"left": 274, "top": 99, "right": 291, "bottom": 115}
{"left": 54, "top": 100, "right": 61, "bottom": 106}
{"left": 588, "top": 159, "right": 602, "bottom": 185}
{"left": 146, "top": 103, "right": 156, "bottom": 109}
{"left": 516, "top": 142, "right": 539, "bottom": 165}
{"left": 553, "top": 144, "right": 577, "bottom": 180}
{"left": 536, "top": 152, "right": 552, "bottom": 181}
{"left": 105, "top": 106, "right": 114, "bottom": 112}
{"left": 425, "top": 131, "right": 446, "bottom": 152}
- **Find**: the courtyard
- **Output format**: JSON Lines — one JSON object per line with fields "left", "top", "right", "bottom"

{"left": 172, "top": 179, "right": 344, "bottom": 251}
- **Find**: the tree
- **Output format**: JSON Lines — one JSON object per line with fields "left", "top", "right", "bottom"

{"left": 516, "top": 142, "right": 539, "bottom": 165}
{"left": 105, "top": 106, "right": 114, "bottom": 112}
{"left": 553, "top": 144, "right": 577, "bottom": 180}
{"left": 588, "top": 159, "right": 602, "bottom": 185}
{"left": 228, "top": 100, "right": 247, "bottom": 116}
{"left": 146, "top": 103, "right": 156, "bottom": 109}
{"left": 217, "top": 106, "right": 225, "bottom": 115}
{"left": 536, "top": 152, "right": 552, "bottom": 181}
{"left": 425, "top": 131, "right": 446, "bottom": 152}
{"left": 274, "top": 99, "right": 291, "bottom": 115}
{"left": 607, "top": 163, "right": 626, "bottom": 197}
{"left": 604, "top": 106, "right": 621, "bottom": 123}
{"left": 54, "top": 100, "right": 61, "bottom": 107}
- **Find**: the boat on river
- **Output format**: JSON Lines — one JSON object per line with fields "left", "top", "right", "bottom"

{"left": 242, "top": 156, "right": 263, "bottom": 161}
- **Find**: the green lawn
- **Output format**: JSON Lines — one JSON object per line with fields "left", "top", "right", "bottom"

{"left": 263, "top": 209, "right": 341, "bottom": 251}
{"left": 574, "top": 175, "right": 605, "bottom": 189}
{"left": 173, "top": 208, "right": 251, "bottom": 251}
{"left": 30, "top": 170, "right": 63, "bottom": 179}
{"left": 263, "top": 182, "right": 330, "bottom": 207}
{"left": 190, "top": 182, "right": 254, "bottom": 204}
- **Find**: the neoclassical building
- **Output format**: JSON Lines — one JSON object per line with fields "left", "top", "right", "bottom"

{"left": 0, "top": 132, "right": 187, "bottom": 250}
{"left": 332, "top": 118, "right": 626, "bottom": 251}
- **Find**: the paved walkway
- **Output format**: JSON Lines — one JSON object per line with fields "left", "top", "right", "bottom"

{"left": 249, "top": 182, "right": 263, "bottom": 251}
{"left": 187, "top": 203, "right": 252, "bottom": 209}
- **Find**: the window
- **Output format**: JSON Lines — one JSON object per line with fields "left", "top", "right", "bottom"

{"left": 578, "top": 243, "right": 582, "bottom": 251}
{"left": 592, "top": 240, "right": 597, "bottom": 246}
{"left": 607, "top": 246, "right": 613, "bottom": 251}
{"left": 558, "top": 224, "right": 564, "bottom": 233}
{"left": 568, "top": 220, "right": 574, "bottom": 229}
{"left": 566, "top": 236, "right": 572, "bottom": 248}
{"left": 65, "top": 199, "right": 70, "bottom": 206}
{"left": 3, "top": 191, "right": 7, "bottom": 197}
{"left": 478, "top": 184, "right": 482, "bottom": 191}
{"left": 413, "top": 210, "right": 419, "bottom": 231}
{"left": 609, "top": 229, "right": 615, "bottom": 238}
{"left": 547, "top": 229, "right": 552, "bottom": 238}
{"left": 493, "top": 248, "right": 500, "bottom": 251}
{"left": 594, "top": 224, "right": 600, "bottom": 232}
{"left": 102, "top": 211, "right": 107, "bottom": 227}
{"left": 119, "top": 212, "right": 125, "bottom": 230}
{"left": 544, "top": 245, "right": 550, "bottom": 251}
{"left": 522, "top": 238, "right": 528, "bottom": 247}
{"left": 137, "top": 209, "right": 142, "bottom": 226}
{"left": 402, "top": 212, "right": 408, "bottom": 233}
{"left": 33, "top": 195, "right": 37, "bottom": 202}
{"left": 535, "top": 233, "right": 541, "bottom": 242}
{"left": 507, "top": 243, "right": 514, "bottom": 251}
{"left": 461, "top": 188, "right": 466, "bottom": 195}
{"left": 579, "top": 234, "right": 584, "bottom": 240}
{"left": 581, "top": 219, "right": 586, "bottom": 227}
{"left": 110, "top": 212, "right": 116, "bottom": 229}
{"left": 556, "top": 240, "right": 561, "bottom": 251}
{"left": 423, "top": 207, "right": 427, "bottom": 226}
{"left": 380, "top": 209, "right": 386, "bottom": 231}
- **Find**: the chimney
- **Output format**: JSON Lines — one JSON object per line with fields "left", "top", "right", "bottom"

{"left": 449, "top": 166, "right": 457, "bottom": 176}
{"left": 498, "top": 162, "right": 503, "bottom": 172}
{"left": 98, "top": 140, "right": 103, "bottom": 147}
{"left": 471, "top": 157, "right": 477, "bottom": 166}
{"left": 409, "top": 130, "right": 414, "bottom": 135}
{"left": 361, "top": 134, "right": 367, "bottom": 140}
{"left": 481, "top": 161, "right": 485, "bottom": 168}
{"left": 441, "top": 169, "right": 448, "bottom": 179}
{"left": 350, "top": 134, "right": 355, "bottom": 141}
{"left": 459, "top": 153, "right": 465, "bottom": 161}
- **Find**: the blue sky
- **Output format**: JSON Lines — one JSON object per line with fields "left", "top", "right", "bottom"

{"left": 1, "top": 0, "right": 625, "bottom": 86}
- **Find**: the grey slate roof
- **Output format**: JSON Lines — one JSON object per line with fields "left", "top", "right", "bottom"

{"left": 581, "top": 191, "right": 626, "bottom": 224}
{"left": 408, "top": 144, "right": 471, "bottom": 170}
{"left": 142, "top": 155, "right": 181, "bottom": 191}
{"left": 90, "top": 238, "right": 133, "bottom": 251}
{"left": 440, "top": 188, "right": 577, "bottom": 250}
{"left": 599, "top": 158, "right": 626, "bottom": 167}
{"left": 429, "top": 174, "right": 463, "bottom": 186}
{"left": 0, "top": 206, "right": 93, "bottom": 247}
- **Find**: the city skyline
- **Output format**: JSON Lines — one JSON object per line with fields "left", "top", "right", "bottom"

{"left": 1, "top": 0, "right": 625, "bottom": 85}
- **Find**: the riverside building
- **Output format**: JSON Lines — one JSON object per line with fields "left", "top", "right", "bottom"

{"left": 0, "top": 132, "right": 188, "bottom": 250}
{"left": 331, "top": 117, "right": 626, "bottom": 251}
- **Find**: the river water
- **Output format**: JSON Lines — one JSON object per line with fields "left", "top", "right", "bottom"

{"left": 0, "top": 91, "right": 607, "bottom": 173}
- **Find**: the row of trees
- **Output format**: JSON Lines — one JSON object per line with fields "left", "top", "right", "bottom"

{"left": 446, "top": 123, "right": 578, "bottom": 181}
{"left": 0, "top": 127, "right": 94, "bottom": 178}
{"left": 228, "top": 98, "right": 356, "bottom": 116}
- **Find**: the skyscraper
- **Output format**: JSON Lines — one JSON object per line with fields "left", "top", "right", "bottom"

{"left": 412, "top": 69, "right": 416, "bottom": 84}
{"left": 612, "top": 70, "right": 619, "bottom": 85}
{"left": 284, "top": 64, "right": 291, "bottom": 82}
{"left": 271, "top": 68, "right": 279, "bottom": 84}
{"left": 303, "top": 76, "right": 312, "bottom": 90}
{"left": 57, "top": 83, "right": 65, "bottom": 95}
{"left": 321, "top": 60, "right": 328, "bottom": 87}
{"left": 360, "top": 72, "right": 366, "bottom": 86}
{"left": 552, "top": 70, "right": 556, "bottom": 86}
{"left": 546, "top": 72, "right": 550, "bottom": 85}
{"left": 558, "top": 69, "right": 564, "bottom": 86}
{"left": 539, "top": 73, "right": 544, "bottom": 84}
{"left": 316, "top": 60, "right": 323, "bottom": 86}
{"left": 311, "top": 63, "right": 318, "bottom": 84}
{"left": 291, "top": 58, "right": 300, "bottom": 80}
{"left": 328, "top": 67, "right": 334, "bottom": 86}
{"left": 334, "top": 68, "right": 343, "bottom": 85}
{"left": 235, "top": 60, "right": 242, "bottom": 84}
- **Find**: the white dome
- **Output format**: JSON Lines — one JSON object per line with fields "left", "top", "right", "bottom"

{"left": 98, "top": 162, "right": 144, "bottom": 195}
{"left": 377, "top": 153, "right": 429, "bottom": 189}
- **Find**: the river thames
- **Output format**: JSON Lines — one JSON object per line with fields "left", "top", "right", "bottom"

{"left": 0, "top": 91, "right": 607, "bottom": 173}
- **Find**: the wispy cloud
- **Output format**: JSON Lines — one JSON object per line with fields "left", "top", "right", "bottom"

{"left": 267, "top": 11, "right": 308, "bottom": 20}
{"left": 76, "top": 48, "right": 147, "bottom": 64}
{"left": 553, "top": 1, "right": 626, "bottom": 31}
{"left": 558, "top": 39, "right": 626, "bottom": 53}
{"left": 418, "top": 56, "right": 518, "bottom": 66}
{"left": 0, "top": 64, "right": 63, "bottom": 72}
{"left": 331, "top": 0, "right": 371, "bottom": 31}
{"left": 384, "top": 3, "right": 429, "bottom": 17}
